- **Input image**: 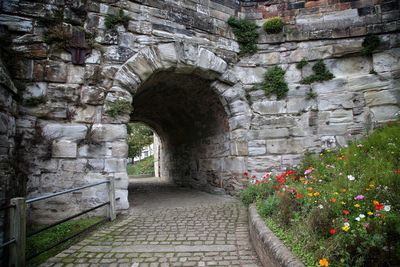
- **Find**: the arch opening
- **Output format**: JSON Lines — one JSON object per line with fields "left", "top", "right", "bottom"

{"left": 129, "top": 71, "right": 230, "bottom": 192}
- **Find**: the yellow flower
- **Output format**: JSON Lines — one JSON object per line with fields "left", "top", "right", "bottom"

{"left": 369, "top": 184, "right": 375, "bottom": 188}
{"left": 308, "top": 193, "right": 313, "bottom": 197}
{"left": 313, "top": 192, "right": 320, "bottom": 197}
{"left": 342, "top": 225, "right": 350, "bottom": 232}
{"left": 367, "top": 211, "right": 374, "bottom": 216}
{"left": 334, "top": 192, "right": 339, "bottom": 195}
{"left": 341, "top": 201, "right": 346, "bottom": 205}
{"left": 354, "top": 204, "right": 361, "bottom": 208}
{"left": 319, "top": 258, "right": 329, "bottom": 267}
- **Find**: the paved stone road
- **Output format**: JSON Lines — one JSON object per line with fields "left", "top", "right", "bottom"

{"left": 42, "top": 178, "right": 261, "bottom": 266}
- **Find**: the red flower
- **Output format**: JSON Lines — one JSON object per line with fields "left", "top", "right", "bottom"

{"left": 255, "top": 180, "right": 260, "bottom": 186}
{"left": 330, "top": 229, "right": 336, "bottom": 235}
{"left": 296, "top": 193, "right": 302, "bottom": 199}
{"left": 343, "top": 218, "right": 348, "bottom": 222}
{"left": 343, "top": 210, "right": 350, "bottom": 215}
{"left": 375, "top": 202, "right": 384, "bottom": 211}
{"left": 243, "top": 171, "right": 249, "bottom": 177}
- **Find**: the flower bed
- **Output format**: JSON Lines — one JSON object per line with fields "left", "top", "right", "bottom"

{"left": 241, "top": 122, "right": 400, "bottom": 266}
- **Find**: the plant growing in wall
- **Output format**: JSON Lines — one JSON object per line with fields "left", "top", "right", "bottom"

{"left": 300, "top": 60, "right": 334, "bottom": 85}
{"left": 296, "top": 58, "right": 308, "bottom": 70}
{"left": 105, "top": 9, "right": 130, "bottom": 30}
{"left": 260, "top": 66, "right": 289, "bottom": 100}
{"left": 105, "top": 99, "right": 132, "bottom": 118}
{"left": 227, "top": 17, "right": 259, "bottom": 56}
{"left": 23, "top": 96, "right": 48, "bottom": 107}
{"left": 362, "top": 34, "right": 381, "bottom": 56}
{"left": 263, "top": 17, "right": 284, "bottom": 34}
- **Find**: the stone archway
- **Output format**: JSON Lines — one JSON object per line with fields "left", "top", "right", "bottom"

{"left": 101, "top": 43, "right": 250, "bottom": 210}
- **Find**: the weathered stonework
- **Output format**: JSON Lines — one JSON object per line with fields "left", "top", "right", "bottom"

{"left": 0, "top": 0, "right": 398, "bottom": 223}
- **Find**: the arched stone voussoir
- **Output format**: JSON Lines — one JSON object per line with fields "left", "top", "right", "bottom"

{"left": 113, "top": 65, "right": 141, "bottom": 95}
{"left": 105, "top": 86, "right": 133, "bottom": 103}
{"left": 196, "top": 48, "right": 228, "bottom": 76}
{"left": 124, "top": 46, "right": 163, "bottom": 83}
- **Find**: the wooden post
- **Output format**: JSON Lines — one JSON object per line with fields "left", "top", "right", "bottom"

{"left": 9, "top": 198, "right": 26, "bottom": 267}
{"left": 107, "top": 177, "right": 116, "bottom": 221}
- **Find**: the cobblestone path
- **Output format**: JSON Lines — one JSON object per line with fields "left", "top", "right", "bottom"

{"left": 42, "top": 178, "right": 261, "bottom": 266}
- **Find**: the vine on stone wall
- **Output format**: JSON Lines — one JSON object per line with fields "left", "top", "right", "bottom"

{"left": 300, "top": 60, "right": 334, "bottom": 84}
{"left": 105, "top": 9, "right": 130, "bottom": 30}
{"left": 255, "top": 66, "right": 289, "bottom": 100}
{"left": 227, "top": 17, "right": 259, "bottom": 56}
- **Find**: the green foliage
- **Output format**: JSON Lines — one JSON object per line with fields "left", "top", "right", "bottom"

{"left": 227, "top": 17, "right": 259, "bottom": 55}
{"left": 37, "top": 9, "right": 65, "bottom": 27}
{"left": 362, "top": 34, "right": 381, "bottom": 56}
{"left": 296, "top": 58, "right": 308, "bottom": 70}
{"left": 300, "top": 59, "right": 334, "bottom": 84}
{"left": 127, "top": 122, "right": 153, "bottom": 159}
{"left": 261, "top": 66, "right": 288, "bottom": 99}
{"left": 106, "top": 99, "right": 132, "bottom": 118}
{"left": 127, "top": 156, "right": 154, "bottom": 176}
{"left": 263, "top": 17, "right": 284, "bottom": 34}
{"left": 105, "top": 9, "right": 130, "bottom": 30}
{"left": 305, "top": 89, "right": 318, "bottom": 100}
{"left": 243, "top": 121, "right": 400, "bottom": 266}
{"left": 24, "top": 96, "right": 47, "bottom": 107}
{"left": 43, "top": 24, "right": 70, "bottom": 48}
{"left": 240, "top": 185, "right": 259, "bottom": 205}
{"left": 26, "top": 217, "right": 103, "bottom": 265}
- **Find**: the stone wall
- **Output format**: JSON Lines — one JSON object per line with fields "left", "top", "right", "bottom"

{"left": 0, "top": 0, "right": 398, "bottom": 222}
{"left": 0, "top": 56, "right": 18, "bottom": 265}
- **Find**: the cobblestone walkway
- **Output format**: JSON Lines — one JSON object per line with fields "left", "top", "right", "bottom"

{"left": 42, "top": 178, "right": 261, "bottom": 266}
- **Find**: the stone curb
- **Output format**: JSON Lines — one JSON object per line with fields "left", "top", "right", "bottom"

{"left": 248, "top": 204, "right": 305, "bottom": 267}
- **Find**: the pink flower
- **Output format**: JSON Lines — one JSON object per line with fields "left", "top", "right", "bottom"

{"left": 304, "top": 169, "right": 312, "bottom": 175}
{"left": 354, "top": 195, "right": 365, "bottom": 200}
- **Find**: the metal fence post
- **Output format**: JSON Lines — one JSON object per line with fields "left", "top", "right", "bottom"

{"left": 107, "top": 177, "right": 116, "bottom": 221}
{"left": 9, "top": 198, "right": 26, "bottom": 267}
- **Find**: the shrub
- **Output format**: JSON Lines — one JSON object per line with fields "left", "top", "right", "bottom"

{"left": 227, "top": 17, "right": 259, "bottom": 55}
{"left": 105, "top": 9, "right": 130, "bottom": 30}
{"left": 262, "top": 66, "right": 288, "bottom": 99}
{"left": 263, "top": 17, "right": 284, "bottom": 34}
{"left": 300, "top": 60, "right": 334, "bottom": 84}
{"left": 257, "top": 195, "right": 280, "bottom": 217}
{"left": 362, "top": 34, "right": 381, "bottom": 55}
{"left": 106, "top": 99, "right": 131, "bottom": 118}
{"left": 296, "top": 58, "right": 308, "bottom": 70}
{"left": 240, "top": 185, "right": 259, "bottom": 205}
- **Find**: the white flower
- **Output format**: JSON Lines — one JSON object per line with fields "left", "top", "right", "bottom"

{"left": 384, "top": 205, "right": 391, "bottom": 212}
{"left": 347, "top": 175, "right": 355, "bottom": 181}
{"left": 318, "top": 204, "right": 324, "bottom": 209}
{"left": 344, "top": 222, "right": 350, "bottom": 227}
{"left": 355, "top": 217, "right": 360, "bottom": 221}
{"left": 359, "top": 214, "right": 366, "bottom": 219}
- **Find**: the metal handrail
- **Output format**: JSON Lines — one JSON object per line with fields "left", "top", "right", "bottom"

{"left": 27, "top": 202, "right": 110, "bottom": 238}
{"left": 0, "top": 238, "right": 16, "bottom": 248}
{"left": 26, "top": 181, "right": 109, "bottom": 204}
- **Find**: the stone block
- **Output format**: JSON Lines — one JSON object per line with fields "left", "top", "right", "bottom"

{"left": 248, "top": 128, "right": 289, "bottom": 139}
{"left": 24, "top": 82, "right": 47, "bottom": 98}
{"left": 0, "top": 14, "right": 32, "bottom": 32}
{"left": 67, "top": 65, "right": 85, "bottom": 84}
{"left": 52, "top": 140, "right": 77, "bottom": 158}
{"left": 266, "top": 138, "right": 310, "bottom": 154}
{"left": 347, "top": 75, "right": 391, "bottom": 92}
{"left": 114, "top": 172, "right": 129, "bottom": 189}
{"left": 247, "top": 156, "right": 282, "bottom": 173}
{"left": 229, "top": 115, "right": 250, "bottom": 130}
{"left": 111, "top": 141, "right": 129, "bottom": 158}
{"left": 125, "top": 47, "right": 162, "bottom": 81}
{"left": 320, "top": 109, "right": 354, "bottom": 124}
{"left": 252, "top": 100, "right": 286, "bottom": 115}
{"left": 104, "top": 46, "right": 135, "bottom": 63}
{"left": 222, "top": 157, "right": 246, "bottom": 173}
{"left": 91, "top": 124, "right": 127, "bottom": 142}
{"left": 325, "top": 57, "right": 372, "bottom": 78}
{"left": 248, "top": 140, "right": 266, "bottom": 156}
{"left": 373, "top": 48, "right": 400, "bottom": 73}
{"left": 158, "top": 43, "right": 178, "bottom": 69}
{"left": 115, "top": 189, "right": 129, "bottom": 209}
{"left": 230, "top": 141, "right": 248, "bottom": 156}
{"left": 232, "top": 66, "right": 264, "bottom": 84}
{"left": 85, "top": 50, "right": 102, "bottom": 64}
{"left": 365, "top": 89, "right": 400, "bottom": 107}
{"left": 104, "top": 158, "right": 127, "bottom": 173}
{"left": 229, "top": 100, "right": 251, "bottom": 116}
{"left": 370, "top": 105, "right": 400, "bottom": 122}
{"left": 74, "top": 106, "right": 97, "bottom": 123}
{"left": 317, "top": 92, "right": 354, "bottom": 110}
{"left": 196, "top": 48, "right": 228, "bottom": 75}
{"left": 287, "top": 97, "right": 316, "bottom": 113}
{"left": 81, "top": 86, "right": 106, "bottom": 105}
{"left": 312, "top": 78, "right": 348, "bottom": 94}
{"left": 45, "top": 61, "right": 67, "bottom": 83}
{"left": 113, "top": 67, "right": 141, "bottom": 94}
{"left": 43, "top": 123, "right": 87, "bottom": 140}
{"left": 60, "top": 159, "right": 87, "bottom": 172}
{"left": 87, "top": 159, "right": 105, "bottom": 171}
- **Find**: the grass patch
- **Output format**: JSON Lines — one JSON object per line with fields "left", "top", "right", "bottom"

{"left": 241, "top": 121, "right": 400, "bottom": 266}
{"left": 263, "top": 17, "right": 284, "bottom": 34}
{"left": 127, "top": 156, "right": 154, "bottom": 176}
{"left": 26, "top": 217, "right": 104, "bottom": 266}
{"left": 227, "top": 17, "right": 259, "bottom": 56}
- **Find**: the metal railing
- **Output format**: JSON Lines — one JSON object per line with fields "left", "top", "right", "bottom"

{"left": 3, "top": 177, "right": 117, "bottom": 267}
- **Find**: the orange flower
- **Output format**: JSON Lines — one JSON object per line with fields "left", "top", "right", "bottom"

{"left": 313, "top": 192, "right": 320, "bottom": 197}
{"left": 341, "top": 188, "right": 347, "bottom": 193}
{"left": 307, "top": 187, "right": 313, "bottom": 191}
{"left": 330, "top": 197, "right": 336, "bottom": 203}
{"left": 319, "top": 258, "right": 329, "bottom": 267}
